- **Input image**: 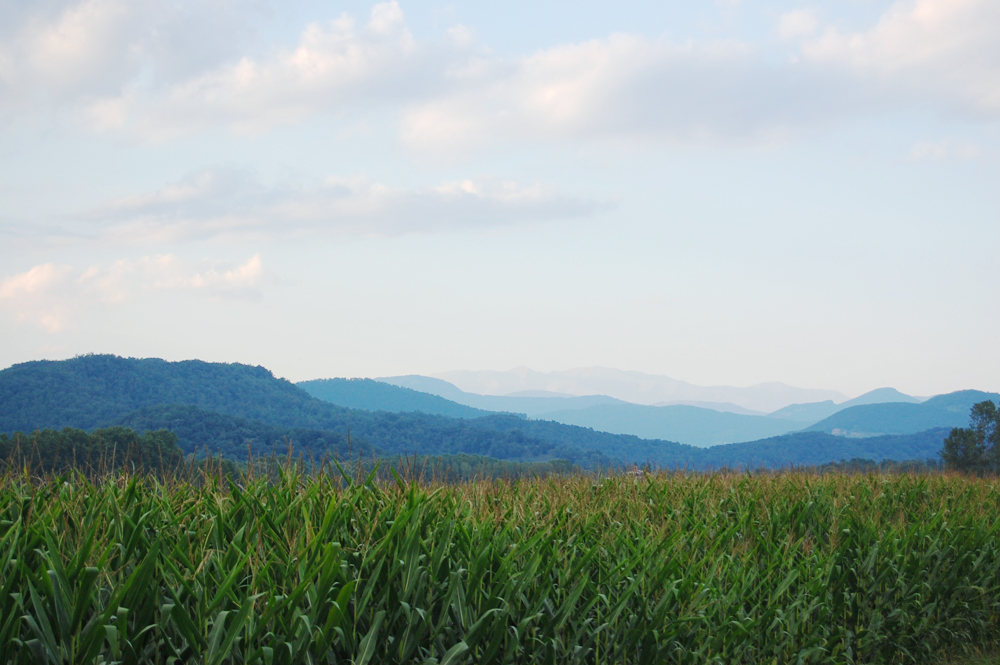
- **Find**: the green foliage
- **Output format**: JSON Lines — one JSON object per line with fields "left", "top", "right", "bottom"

{"left": 2, "top": 471, "right": 1000, "bottom": 664}
{"left": 298, "top": 378, "right": 493, "bottom": 419}
{"left": 697, "top": 429, "right": 951, "bottom": 470}
{"left": 806, "top": 391, "right": 1000, "bottom": 436}
{"left": 532, "top": 402, "right": 811, "bottom": 446}
{"left": 0, "top": 426, "right": 185, "bottom": 475}
{"left": 0, "top": 355, "right": 959, "bottom": 471}
{"left": 942, "top": 401, "right": 1000, "bottom": 474}
{"left": 805, "top": 457, "right": 945, "bottom": 475}
{"left": 111, "top": 404, "right": 613, "bottom": 469}
{"left": 110, "top": 403, "right": 373, "bottom": 461}
{"left": 344, "top": 453, "right": 581, "bottom": 482}
{"left": 0, "top": 356, "right": 612, "bottom": 468}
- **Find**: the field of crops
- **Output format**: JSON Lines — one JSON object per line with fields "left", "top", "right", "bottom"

{"left": 2, "top": 468, "right": 1000, "bottom": 664}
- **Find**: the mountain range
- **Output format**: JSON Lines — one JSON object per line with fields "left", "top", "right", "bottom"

{"left": 0, "top": 355, "right": 975, "bottom": 471}
{"left": 429, "top": 367, "right": 849, "bottom": 412}
{"left": 377, "top": 375, "right": 948, "bottom": 446}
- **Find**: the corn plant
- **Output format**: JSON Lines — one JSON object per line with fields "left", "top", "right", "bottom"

{"left": 1, "top": 467, "right": 1000, "bottom": 664}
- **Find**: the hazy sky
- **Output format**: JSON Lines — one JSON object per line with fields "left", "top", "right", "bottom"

{"left": 1, "top": 0, "right": 997, "bottom": 397}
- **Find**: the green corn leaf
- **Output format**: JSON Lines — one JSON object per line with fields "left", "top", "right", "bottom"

{"left": 353, "top": 610, "right": 385, "bottom": 665}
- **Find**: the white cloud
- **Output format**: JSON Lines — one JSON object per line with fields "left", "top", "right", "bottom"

{"left": 0, "top": 0, "right": 141, "bottom": 103}
{"left": 0, "top": 263, "right": 72, "bottom": 299}
{"left": 802, "top": 0, "right": 1000, "bottom": 115}
{"left": 778, "top": 10, "right": 819, "bottom": 40}
{"left": 80, "top": 1, "right": 433, "bottom": 138}
{"left": 400, "top": 35, "right": 814, "bottom": 151}
{"left": 77, "top": 169, "right": 608, "bottom": 243}
{"left": 0, "top": 0, "right": 837, "bottom": 145}
{"left": 2, "top": 0, "right": 998, "bottom": 148}
{"left": 909, "top": 139, "right": 982, "bottom": 161}
{"left": 0, "top": 263, "right": 74, "bottom": 331}
{"left": 0, "top": 254, "right": 263, "bottom": 331}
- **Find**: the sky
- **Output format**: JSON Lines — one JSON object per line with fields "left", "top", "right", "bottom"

{"left": 0, "top": 0, "right": 997, "bottom": 398}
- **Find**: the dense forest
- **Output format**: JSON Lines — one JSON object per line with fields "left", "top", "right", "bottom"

{"left": 0, "top": 426, "right": 184, "bottom": 474}
{"left": 694, "top": 428, "right": 950, "bottom": 469}
{"left": 112, "top": 403, "right": 612, "bottom": 468}
{"left": 298, "top": 378, "right": 494, "bottom": 419}
{"left": 0, "top": 355, "right": 957, "bottom": 470}
{"left": 805, "top": 390, "right": 1000, "bottom": 435}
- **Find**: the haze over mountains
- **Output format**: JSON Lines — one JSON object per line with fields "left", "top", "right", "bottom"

{"left": 429, "top": 367, "right": 849, "bottom": 413}
{"left": 1, "top": 355, "right": 979, "bottom": 471}
{"left": 377, "top": 371, "right": 947, "bottom": 446}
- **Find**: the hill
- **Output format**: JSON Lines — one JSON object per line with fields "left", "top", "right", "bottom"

{"left": 766, "top": 387, "right": 922, "bottom": 423}
{"left": 696, "top": 429, "right": 950, "bottom": 469}
{"left": 0, "top": 426, "right": 184, "bottom": 474}
{"left": 429, "top": 367, "right": 847, "bottom": 412}
{"left": 0, "top": 354, "right": 332, "bottom": 432}
{"left": 298, "top": 378, "right": 493, "bottom": 419}
{"left": 0, "top": 356, "right": 600, "bottom": 466}
{"left": 378, "top": 375, "right": 626, "bottom": 416}
{"left": 766, "top": 401, "right": 840, "bottom": 423}
{"left": 804, "top": 390, "right": 1000, "bottom": 436}
{"left": 839, "top": 387, "right": 922, "bottom": 408}
{"left": 533, "top": 403, "right": 811, "bottom": 447}
{"left": 111, "top": 403, "right": 368, "bottom": 460}
{"left": 460, "top": 414, "right": 948, "bottom": 471}
{"left": 0, "top": 355, "right": 972, "bottom": 472}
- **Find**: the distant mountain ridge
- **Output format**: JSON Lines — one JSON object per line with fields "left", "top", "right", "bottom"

{"left": 376, "top": 376, "right": 936, "bottom": 445}
{"left": 533, "top": 403, "right": 811, "bottom": 447}
{"left": 805, "top": 390, "right": 1000, "bottom": 437}
{"left": 379, "top": 375, "right": 627, "bottom": 417}
{"left": 431, "top": 366, "right": 848, "bottom": 413}
{"left": 298, "top": 378, "right": 493, "bottom": 419}
{"left": 0, "top": 355, "right": 984, "bottom": 471}
{"left": 766, "top": 388, "right": 923, "bottom": 424}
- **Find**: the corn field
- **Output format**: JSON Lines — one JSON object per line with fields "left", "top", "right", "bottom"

{"left": 2, "top": 467, "right": 1000, "bottom": 664}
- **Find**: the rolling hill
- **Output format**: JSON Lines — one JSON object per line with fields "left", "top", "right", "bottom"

{"left": 0, "top": 355, "right": 982, "bottom": 471}
{"left": 378, "top": 375, "right": 627, "bottom": 416}
{"left": 696, "top": 429, "right": 950, "bottom": 469}
{"left": 0, "top": 356, "right": 606, "bottom": 467}
{"left": 429, "top": 367, "right": 848, "bottom": 412}
{"left": 766, "top": 388, "right": 922, "bottom": 424}
{"left": 298, "top": 378, "right": 493, "bottom": 419}
{"left": 804, "top": 390, "right": 1000, "bottom": 436}
{"left": 533, "top": 403, "right": 811, "bottom": 447}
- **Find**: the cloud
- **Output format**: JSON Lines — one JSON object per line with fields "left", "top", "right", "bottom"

{"left": 0, "top": 254, "right": 263, "bottom": 331}
{"left": 2, "top": 0, "right": 998, "bottom": 148}
{"left": 400, "top": 35, "right": 829, "bottom": 151}
{"left": 0, "top": 0, "right": 858, "bottom": 145}
{"left": 909, "top": 139, "right": 982, "bottom": 161}
{"left": 0, "top": 263, "right": 72, "bottom": 299}
{"left": 0, "top": 0, "right": 281, "bottom": 115}
{"left": 76, "top": 169, "right": 608, "bottom": 243}
{"left": 76, "top": 1, "right": 442, "bottom": 138}
{"left": 0, "top": 263, "right": 74, "bottom": 331}
{"left": 0, "top": 0, "right": 142, "bottom": 105}
{"left": 801, "top": 0, "right": 1000, "bottom": 116}
{"left": 778, "top": 10, "right": 819, "bottom": 40}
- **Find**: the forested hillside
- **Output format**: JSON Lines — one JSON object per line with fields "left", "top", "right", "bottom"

{"left": 696, "top": 428, "right": 950, "bottom": 469}
{"left": 533, "top": 403, "right": 809, "bottom": 446}
{"left": 378, "top": 375, "right": 627, "bottom": 416}
{"left": 111, "top": 404, "right": 370, "bottom": 460}
{"left": 0, "top": 426, "right": 183, "bottom": 474}
{"left": 805, "top": 390, "right": 1000, "bottom": 436}
{"left": 0, "top": 354, "right": 330, "bottom": 432}
{"left": 112, "top": 403, "right": 612, "bottom": 468}
{"left": 298, "top": 378, "right": 493, "bottom": 419}
{"left": 0, "top": 355, "right": 959, "bottom": 471}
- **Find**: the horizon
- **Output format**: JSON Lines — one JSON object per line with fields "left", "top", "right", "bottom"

{"left": 5, "top": 353, "right": 995, "bottom": 408}
{"left": 1, "top": 0, "right": 997, "bottom": 398}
